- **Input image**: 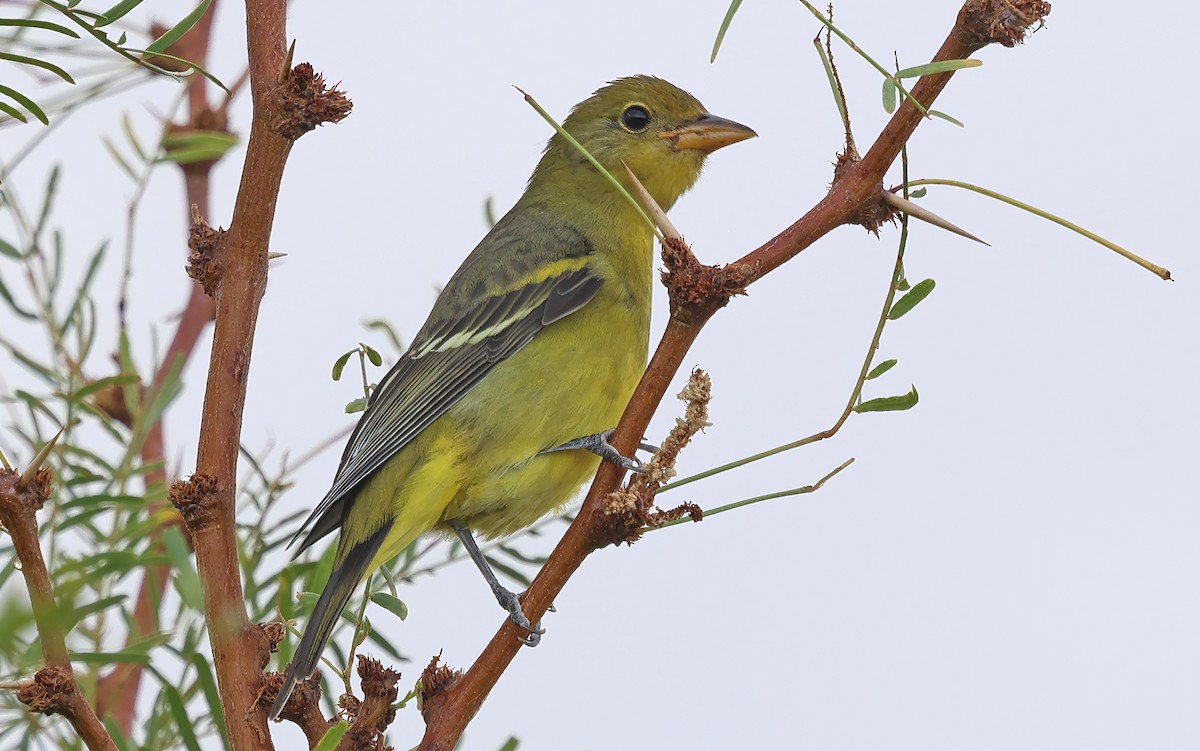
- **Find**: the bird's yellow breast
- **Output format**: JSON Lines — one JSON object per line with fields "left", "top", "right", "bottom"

{"left": 359, "top": 233, "right": 652, "bottom": 567}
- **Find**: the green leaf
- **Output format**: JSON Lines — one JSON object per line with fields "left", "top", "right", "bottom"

{"left": 0, "top": 237, "right": 22, "bottom": 259}
{"left": 855, "top": 386, "right": 919, "bottom": 413}
{"left": 71, "top": 373, "right": 138, "bottom": 404}
{"left": 163, "top": 684, "right": 204, "bottom": 751}
{"left": 930, "top": 109, "right": 965, "bottom": 127}
{"left": 0, "top": 85, "right": 47, "bottom": 125}
{"left": 0, "top": 100, "right": 28, "bottom": 123}
{"left": 484, "top": 555, "right": 530, "bottom": 587}
{"left": 887, "top": 278, "right": 935, "bottom": 320}
{"left": 68, "top": 595, "right": 127, "bottom": 628}
{"left": 0, "top": 51, "right": 74, "bottom": 84}
{"left": 882, "top": 77, "right": 897, "bottom": 113}
{"left": 344, "top": 396, "right": 367, "bottom": 414}
{"left": 363, "top": 344, "right": 382, "bottom": 367}
{"left": 365, "top": 628, "right": 407, "bottom": 663}
{"left": 498, "top": 738, "right": 520, "bottom": 751}
{"left": 710, "top": 0, "right": 744, "bottom": 62}
{"left": 163, "top": 527, "right": 204, "bottom": 610}
{"left": 865, "top": 359, "right": 897, "bottom": 380}
{"left": 71, "top": 650, "right": 152, "bottom": 664}
{"left": 144, "top": 0, "right": 213, "bottom": 54}
{"left": 332, "top": 349, "right": 354, "bottom": 380}
{"left": 314, "top": 721, "right": 348, "bottom": 751}
{"left": 0, "top": 17, "right": 81, "bottom": 37}
{"left": 0, "top": 275, "right": 38, "bottom": 319}
{"left": 909, "top": 187, "right": 927, "bottom": 199}
{"left": 96, "top": 0, "right": 146, "bottom": 27}
{"left": 160, "top": 129, "right": 238, "bottom": 164}
{"left": 895, "top": 59, "right": 982, "bottom": 79}
{"left": 369, "top": 592, "right": 408, "bottom": 621}
{"left": 102, "top": 718, "right": 134, "bottom": 751}
{"left": 190, "top": 653, "right": 229, "bottom": 748}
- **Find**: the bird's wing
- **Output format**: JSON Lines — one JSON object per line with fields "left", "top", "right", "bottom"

{"left": 290, "top": 216, "right": 601, "bottom": 553}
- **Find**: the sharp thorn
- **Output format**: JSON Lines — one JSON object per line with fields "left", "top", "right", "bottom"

{"left": 267, "top": 251, "right": 287, "bottom": 260}
{"left": 278, "top": 39, "right": 296, "bottom": 83}
{"left": 622, "top": 160, "right": 681, "bottom": 241}
{"left": 20, "top": 428, "right": 63, "bottom": 488}
{"left": 884, "top": 191, "right": 989, "bottom": 246}
{"left": 0, "top": 447, "right": 11, "bottom": 471}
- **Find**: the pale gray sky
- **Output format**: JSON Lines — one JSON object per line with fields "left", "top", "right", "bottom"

{"left": 2, "top": 1, "right": 1197, "bottom": 749}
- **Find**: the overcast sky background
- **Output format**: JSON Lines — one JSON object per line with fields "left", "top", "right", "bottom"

{"left": 2, "top": 1, "right": 1198, "bottom": 749}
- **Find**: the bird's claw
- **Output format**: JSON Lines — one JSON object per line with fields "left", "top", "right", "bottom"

{"left": 498, "top": 589, "right": 545, "bottom": 647}
{"left": 541, "top": 428, "right": 652, "bottom": 474}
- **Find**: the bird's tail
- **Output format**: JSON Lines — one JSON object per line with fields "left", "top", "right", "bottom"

{"left": 269, "top": 520, "right": 393, "bottom": 720}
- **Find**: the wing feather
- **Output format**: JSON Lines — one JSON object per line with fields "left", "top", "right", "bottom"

{"left": 291, "top": 260, "right": 601, "bottom": 554}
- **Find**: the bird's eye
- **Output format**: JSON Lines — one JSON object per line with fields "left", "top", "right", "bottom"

{"left": 620, "top": 104, "right": 651, "bottom": 133}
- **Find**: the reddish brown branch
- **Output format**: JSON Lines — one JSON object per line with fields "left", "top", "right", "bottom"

{"left": 1, "top": 466, "right": 117, "bottom": 751}
{"left": 181, "top": 1, "right": 351, "bottom": 749}
{"left": 416, "top": 2, "right": 1050, "bottom": 748}
{"left": 94, "top": 3, "right": 223, "bottom": 732}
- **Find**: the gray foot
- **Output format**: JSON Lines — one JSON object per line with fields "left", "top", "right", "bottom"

{"left": 542, "top": 428, "right": 649, "bottom": 473}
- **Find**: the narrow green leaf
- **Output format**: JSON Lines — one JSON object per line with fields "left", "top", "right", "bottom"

{"left": 929, "top": 110, "right": 965, "bottom": 127}
{"left": 0, "top": 18, "right": 81, "bottom": 37}
{"left": 0, "top": 238, "right": 22, "bottom": 258}
{"left": 710, "top": 0, "right": 744, "bottom": 62}
{"left": 369, "top": 592, "right": 408, "bottom": 621}
{"left": 483, "top": 196, "right": 497, "bottom": 228}
{"left": 62, "top": 241, "right": 108, "bottom": 332}
{"left": 96, "top": 0, "right": 146, "bottom": 26}
{"left": 865, "top": 359, "right": 897, "bottom": 380}
{"left": 314, "top": 721, "right": 348, "bottom": 751}
{"left": 895, "top": 59, "right": 982, "bottom": 79}
{"left": 0, "top": 51, "right": 74, "bottom": 84}
{"left": 71, "top": 374, "right": 138, "bottom": 404}
{"left": 102, "top": 718, "right": 134, "bottom": 751}
{"left": 68, "top": 595, "right": 127, "bottom": 627}
{"left": 887, "top": 278, "right": 935, "bottom": 320}
{"left": 498, "top": 738, "right": 520, "bottom": 751}
{"left": 71, "top": 651, "right": 152, "bottom": 664}
{"left": 365, "top": 628, "right": 407, "bottom": 663}
{"left": 854, "top": 386, "right": 919, "bottom": 413}
{"left": 0, "top": 275, "right": 38, "bottom": 319}
{"left": 144, "top": 0, "right": 213, "bottom": 54}
{"left": 484, "top": 555, "right": 530, "bottom": 587}
{"left": 190, "top": 653, "right": 229, "bottom": 748}
{"left": 163, "top": 684, "right": 204, "bottom": 751}
{"left": 102, "top": 137, "right": 139, "bottom": 180}
{"left": 163, "top": 527, "right": 203, "bottom": 610}
{"left": 0, "top": 100, "right": 28, "bottom": 124}
{"left": 0, "top": 85, "right": 46, "bottom": 124}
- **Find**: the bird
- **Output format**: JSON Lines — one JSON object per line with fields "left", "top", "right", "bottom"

{"left": 270, "top": 75, "right": 754, "bottom": 719}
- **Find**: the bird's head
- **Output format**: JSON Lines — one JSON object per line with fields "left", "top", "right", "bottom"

{"left": 533, "top": 75, "right": 756, "bottom": 213}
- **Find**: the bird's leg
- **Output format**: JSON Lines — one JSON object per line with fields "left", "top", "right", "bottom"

{"left": 449, "top": 520, "right": 544, "bottom": 646}
{"left": 540, "top": 428, "right": 651, "bottom": 473}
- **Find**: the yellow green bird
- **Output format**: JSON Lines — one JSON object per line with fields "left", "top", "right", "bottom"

{"left": 270, "top": 75, "right": 754, "bottom": 718}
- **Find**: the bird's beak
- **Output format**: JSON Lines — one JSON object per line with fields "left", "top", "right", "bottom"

{"left": 660, "top": 114, "right": 757, "bottom": 154}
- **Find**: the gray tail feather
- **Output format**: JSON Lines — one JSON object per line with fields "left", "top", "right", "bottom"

{"left": 269, "top": 520, "right": 392, "bottom": 720}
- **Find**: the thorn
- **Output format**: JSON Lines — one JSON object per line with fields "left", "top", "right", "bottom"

{"left": 278, "top": 39, "right": 296, "bottom": 83}
{"left": 0, "top": 447, "right": 11, "bottom": 471}
{"left": 190, "top": 204, "right": 203, "bottom": 226}
{"left": 884, "top": 192, "right": 989, "bottom": 246}
{"left": 621, "top": 160, "right": 681, "bottom": 241}
{"left": 267, "top": 252, "right": 287, "bottom": 260}
{"left": 19, "top": 428, "right": 62, "bottom": 488}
